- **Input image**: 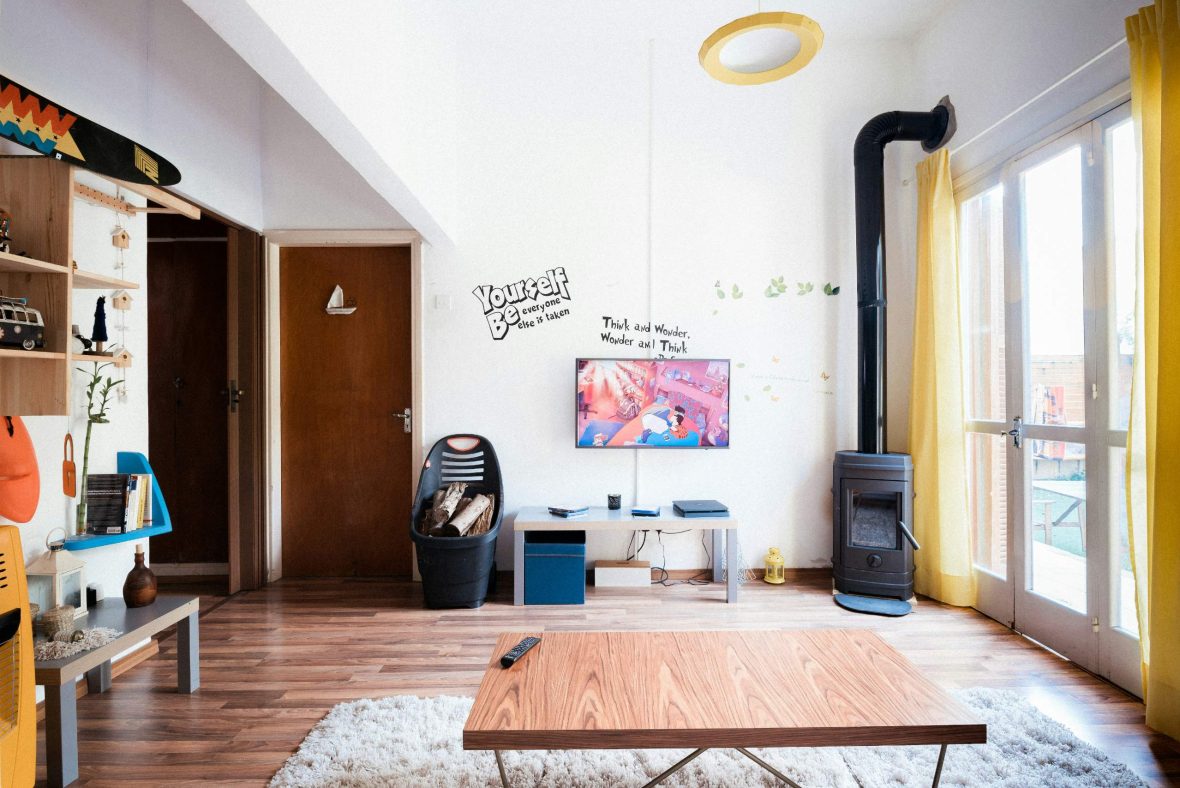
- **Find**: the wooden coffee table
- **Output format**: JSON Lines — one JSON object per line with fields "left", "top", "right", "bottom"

{"left": 464, "top": 630, "right": 985, "bottom": 787}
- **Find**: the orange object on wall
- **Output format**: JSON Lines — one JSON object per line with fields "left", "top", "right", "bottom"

{"left": 0, "top": 417, "right": 39, "bottom": 523}
{"left": 0, "top": 525, "right": 35, "bottom": 786}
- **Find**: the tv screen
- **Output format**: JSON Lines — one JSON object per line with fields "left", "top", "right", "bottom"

{"left": 576, "top": 358, "right": 730, "bottom": 448}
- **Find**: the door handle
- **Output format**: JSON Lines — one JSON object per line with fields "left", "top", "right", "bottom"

{"left": 1000, "top": 416, "right": 1023, "bottom": 448}
{"left": 394, "top": 407, "right": 412, "bottom": 434}
{"left": 222, "top": 380, "right": 245, "bottom": 413}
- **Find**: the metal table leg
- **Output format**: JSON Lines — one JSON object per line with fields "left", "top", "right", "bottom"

{"left": 736, "top": 747, "right": 803, "bottom": 787}
{"left": 44, "top": 682, "right": 78, "bottom": 788}
{"left": 726, "top": 528, "right": 739, "bottom": 603}
{"left": 711, "top": 527, "right": 723, "bottom": 582}
{"left": 513, "top": 529, "right": 525, "bottom": 606}
{"left": 931, "top": 744, "right": 948, "bottom": 787}
{"left": 494, "top": 750, "right": 511, "bottom": 787}
{"left": 642, "top": 748, "right": 708, "bottom": 787}
{"left": 177, "top": 609, "right": 200, "bottom": 693}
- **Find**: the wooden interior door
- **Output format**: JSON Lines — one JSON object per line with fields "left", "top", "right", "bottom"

{"left": 147, "top": 232, "right": 229, "bottom": 567}
{"left": 227, "top": 227, "right": 266, "bottom": 592}
{"left": 280, "top": 246, "right": 413, "bottom": 577}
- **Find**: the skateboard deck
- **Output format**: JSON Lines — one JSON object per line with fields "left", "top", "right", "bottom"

{"left": 0, "top": 74, "right": 181, "bottom": 186}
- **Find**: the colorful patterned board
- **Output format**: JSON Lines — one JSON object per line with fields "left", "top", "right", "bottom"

{"left": 0, "top": 74, "right": 181, "bottom": 186}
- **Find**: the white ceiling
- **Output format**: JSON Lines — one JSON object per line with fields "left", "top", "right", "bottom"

{"left": 777, "top": 0, "right": 954, "bottom": 42}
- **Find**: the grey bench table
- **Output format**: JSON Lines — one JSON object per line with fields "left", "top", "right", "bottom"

{"left": 34, "top": 594, "right": 200, "bottom": 787}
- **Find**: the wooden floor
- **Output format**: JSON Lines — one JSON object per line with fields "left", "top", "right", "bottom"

{"left": 36, "top": 573, "right": 1180, "bottom": 786}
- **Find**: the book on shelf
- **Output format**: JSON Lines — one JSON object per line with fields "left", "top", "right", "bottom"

{"left": 85, "top": 473, "right": 154, "bottom": 534}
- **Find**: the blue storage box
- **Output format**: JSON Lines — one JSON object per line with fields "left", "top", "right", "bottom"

{"left": 524, "top": 530, "right": 586, "bottom": 605}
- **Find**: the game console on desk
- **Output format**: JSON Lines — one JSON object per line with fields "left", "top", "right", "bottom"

{"left": 672, "top": 499, "right": 729, "bottom": 518}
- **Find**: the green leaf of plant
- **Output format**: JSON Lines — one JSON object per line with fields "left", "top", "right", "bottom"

{"left": 716, "top": 289, "right": 726, "bottom": 299}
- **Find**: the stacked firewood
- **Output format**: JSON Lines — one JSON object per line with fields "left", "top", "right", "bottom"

{"left": 420, "top": 482, "right": 496, "bottom": 537}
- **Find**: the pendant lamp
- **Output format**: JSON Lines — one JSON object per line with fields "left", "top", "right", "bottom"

{"left": 699, "top": 11, "right": 823, "bottom": 85}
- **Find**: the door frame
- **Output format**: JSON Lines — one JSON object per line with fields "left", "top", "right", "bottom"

{"left": 263, "top": 229, "right": 424, "bottom": 582}
{"left": 145, "top": 207, "right": 269, "bottom": 595}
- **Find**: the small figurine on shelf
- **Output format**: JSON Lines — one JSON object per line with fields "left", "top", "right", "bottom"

{"left": 72, "top": 324, "right": 93, "bottom": 354}
{"left": 0, "top": 209, "right": 12, "bottom": 254}
{"left": 85, "top": 296, "right": 112, "bottom": 356}
{"left": 0, "top": 296, "right": 46, "bottom": 351}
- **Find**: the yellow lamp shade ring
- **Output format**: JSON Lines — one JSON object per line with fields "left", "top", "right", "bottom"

{"left": 700, "top": 12, "right": 824, "bottom": 85}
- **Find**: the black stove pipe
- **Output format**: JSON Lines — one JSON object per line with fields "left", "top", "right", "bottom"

{"left": 853, "top": 97, "right": 956, "bottom": 455}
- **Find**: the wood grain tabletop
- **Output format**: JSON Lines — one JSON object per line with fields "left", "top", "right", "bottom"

{"left": 463, "top": 629, "right": 986, "bottom": 750}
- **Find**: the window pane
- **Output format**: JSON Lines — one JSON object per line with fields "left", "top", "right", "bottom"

{"left": 960, "top": 185, "right": 1006, "bottom": 421}
{"left": 1024, "top": 147, "right": 1086, "bottom": 427}
{"left": 967, "top": 432, "right": 1008, "bottom": 577}
{"left": 1108, "top": 119, "right": 1137, "bottom": 429}
{"left": 1111, "top": 447, "right": 1139, "bottom": 635}
{"left": 1030, "top": 439, "right": 1086, "bottom": 612}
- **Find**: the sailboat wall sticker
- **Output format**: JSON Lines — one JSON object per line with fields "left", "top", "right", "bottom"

{"left": 325, "top": 285, "right": 357, "bottom": 315}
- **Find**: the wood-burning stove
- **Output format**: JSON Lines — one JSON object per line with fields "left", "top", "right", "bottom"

{"left": 833, "top": 451, "right": 916, "bottom": 599}
{"left": 832, "top": 98, "right": 956, "bottom": 602}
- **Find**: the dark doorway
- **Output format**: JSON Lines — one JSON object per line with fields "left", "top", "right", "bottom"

{"left": 148, "top": 212, "right": 266, "bottom": 595}
{"left": 279, "top": 246, "right": 413, "bottom": 577}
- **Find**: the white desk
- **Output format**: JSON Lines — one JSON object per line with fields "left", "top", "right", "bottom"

{"left": 511, "top": 506, "right": 739, "bottom": 605}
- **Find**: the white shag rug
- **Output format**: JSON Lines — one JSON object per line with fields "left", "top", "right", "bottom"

{"left": 270, "top": 689, "right": 1144, "bottom": 787}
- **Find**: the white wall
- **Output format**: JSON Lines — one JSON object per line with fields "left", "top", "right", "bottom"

{"left": 415, "top": 14, "right": 918, "bottom": 571}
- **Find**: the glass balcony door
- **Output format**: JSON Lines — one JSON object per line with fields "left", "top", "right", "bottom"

{"left": 958, "top": 104, "right": 1141, "bottom": 696}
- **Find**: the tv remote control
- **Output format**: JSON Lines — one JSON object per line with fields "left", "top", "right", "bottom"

{"left": 500, "top": 636, "right": 541, "bottom": 668}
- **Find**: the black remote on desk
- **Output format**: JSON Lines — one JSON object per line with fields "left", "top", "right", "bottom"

{"left": 500, "top": 636, "right": 540, "bottom": 668}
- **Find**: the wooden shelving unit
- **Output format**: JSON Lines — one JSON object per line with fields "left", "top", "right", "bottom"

{"left": 0, "top": 248, "right": 71, "bottom": 414}
{"left": 0, "top": 158, "right": 148, "bottom": 415}
{"left": 72, "top": 268, "right": 138, "bottom": 291}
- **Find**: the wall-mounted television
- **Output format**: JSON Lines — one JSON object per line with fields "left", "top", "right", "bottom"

{"left": 576, "top": 358, "right": 730, "bottom": 448}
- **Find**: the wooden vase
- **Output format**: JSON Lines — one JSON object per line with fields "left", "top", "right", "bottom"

{"left": 122, "top": 545, "right": 157, "bottom": 608}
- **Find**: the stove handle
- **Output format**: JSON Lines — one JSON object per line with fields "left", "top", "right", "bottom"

{"left": 897, "top": 519, "right": 921, "bottom": 551}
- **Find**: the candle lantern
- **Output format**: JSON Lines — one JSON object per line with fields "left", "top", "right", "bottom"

{"left": 763, "top": 547, "right": 785, "bottom": 585}
{"left": 26, "top": 528, "right": 87, "bottom": 618}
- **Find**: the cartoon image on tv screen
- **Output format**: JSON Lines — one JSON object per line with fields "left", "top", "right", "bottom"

{"left": 577, "top": 359, "right": 730, "bottom": 448}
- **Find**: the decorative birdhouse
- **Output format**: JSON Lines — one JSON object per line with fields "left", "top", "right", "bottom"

{"left": 111, "top": 228, "right": 130, "bottom": 249}
{"left": 763, "top": 547, "right": 785, "bottom": 585}
{"left": 113, "top": 348, "right": 133, "bottom": 369}
{"left": 26, "top": 529, "right": 87, "bottom": 618}
{"left": 110, "top": 290, "right": 133, "bottom": 311}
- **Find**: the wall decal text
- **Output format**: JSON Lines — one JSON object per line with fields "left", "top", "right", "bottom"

{"left": 599, "top": 315, "right": 691, "bottom": 356}
{"left": 473, "top": 267, "right": 572, "bottom": 340}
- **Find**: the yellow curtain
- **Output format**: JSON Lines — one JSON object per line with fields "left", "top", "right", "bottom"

{"left": 1127, "top": 0, "right": 1180, "bottom": 740}
{"left": 909, "top": 148, "right": 975, "bottom": 607}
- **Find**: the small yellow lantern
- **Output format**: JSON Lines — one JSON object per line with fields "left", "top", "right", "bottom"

{"left": 26, "top": 528, "right": 87, "bottom": 618}
{"left": 763, "top": 547, "right": 785, "bottom": 585}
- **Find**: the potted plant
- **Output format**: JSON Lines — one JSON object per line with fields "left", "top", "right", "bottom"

{"left": 75, "top": 362, "right": 119, "bottom": 535}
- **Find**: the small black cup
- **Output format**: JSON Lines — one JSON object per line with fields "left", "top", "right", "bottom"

{"left": 607, "top": 494, "right": 622, "bottom": 510}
